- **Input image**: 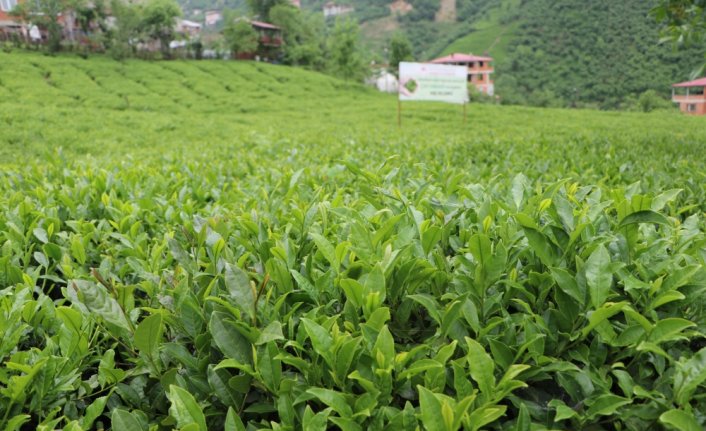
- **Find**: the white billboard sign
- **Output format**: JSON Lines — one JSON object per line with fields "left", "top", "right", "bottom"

{"left": 398, "top": 62, "right": 469, "bottom": 104}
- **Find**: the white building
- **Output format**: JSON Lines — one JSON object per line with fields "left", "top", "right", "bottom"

{"left": 205, "top": 10, "right": 222, "bottom": 26}
{"left": 323, "top": 2, "right": 354, "bottom": 18}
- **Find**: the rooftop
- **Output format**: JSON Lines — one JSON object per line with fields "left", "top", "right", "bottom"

{"left": 673, "top": 77, "right": 706, "bottom": 88}
{"left": 430, "top": 53, "right": 493, "bottom": 64}
{"left": 251, "top": 20, "right": 280, "bottom": 30}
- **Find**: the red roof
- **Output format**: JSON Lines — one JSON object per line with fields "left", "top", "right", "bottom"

{"left": 251, "top": 20, "right": 280, "bottom": 30}
{"left": 430, "top": 53, "right": 493, "bottom": 64}
{"left": 673, "top": 77, "right": 706, "bottom": 88}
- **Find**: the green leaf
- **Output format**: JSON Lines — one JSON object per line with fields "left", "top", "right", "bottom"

{"left": 548, "top": 399, "right": 577, "bottom": 422}
{"left": 306, "top": 387, "right": 353, "bottom": 418}
{"left": 467, "top": 405, "right": 506, "bottom": 431}
{"left": 581, "top": 302, "right": 629, "bottom": 338}
{"left": 301, "top": 318, "right": 334, "bottom": 365}
{"left": 255, "top": 320, "right": 285, "bottom": 345}
{"left": 520, "top": 225, "right": 558, "bottom": 267}
{"left": 111, "top": 409, "right": 144, "bottom": 431}
{"left": 585, "top": 394, "right": 631, "bottom": 419}
{"left": 3, "top": 415, "right": 31, "bottom": 431}
{"left": 373, "top": 325, "right": 395, "bottom": 368}
{"left": 209, "top": 312, "right": 252, "bottom": 365}
{"left": 408, "top": 294, "right": 442, "bottom": 324}
{"left": 465, "top": 337, "right": 495, "bottom": 396}
{"left": 550, "top": 267, "right": 585, "bottom": 306}
{"left": 364, "top": 264, "right": 386, "bottom": 305}
{"left": 659, "top": 409, "right": 702, "bottom": 431}
{"left": 310, "top": 232, "right": 337, "bottom": 268}
{"left": 618, "top": 210, "right": 671, "bottom": 228}
{"left": 81, "top": 395, "right": 109, "bottom": 429}
{"left": 70, "top": 279, "right": 132, "bottom": 333}
{"left": 71, "top": 235, "right": 86, "bottom": 265}
{"left": 302, "top": 405, "right": 329, "bottom": 431}
{"left": 648, "top": 318, "right": 695, "bottom": 344}
{"left": 134, "top": 313, "right": 163, "bottom": 357}
{"left": 674, "top": 346, "right": 706, "bottom": 406}
{"left": 417, "top": 386, "right": 446, "bottom": 431}
{"left": 585, "top": 244, "right": 612, "bottom": 308}
{"left": 225, "top": 407, "right": 246, "bottom": 431}
{"left": 224, "top": 263, "right": 255, "bottom": 321}
{"left": 168, "top": 385, "right": 207, "bottom": 431}
{"left": 33, "top": 227, "right": 48, "bottom": 244}
{"left": 207, "top": 365, "right": 241, "bottom": 408}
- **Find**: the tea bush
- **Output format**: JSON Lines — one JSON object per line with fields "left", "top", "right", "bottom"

{"left": 0, "top": 52, "right": 705, "bottom": 431}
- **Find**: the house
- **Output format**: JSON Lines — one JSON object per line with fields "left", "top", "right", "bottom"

{"left": 323, "top": 2, "right": 354, "bottom": 18}
{"left": 672, "top": 77, "right": 706, "bottom": 115}
{"left": 205, "top": 10, "right": 222, "bottom": 27}
{"left": 0, "top": 0, "right": 23, "bottom": 41}
{"left": 233, "top": 19, "right": 283, "bottom": 60}
{"left": 429, "top": 53, "right": 494, "bottom": 96}
{"left": 366, "top": 68, "right": 398, "bottom": 93}
{"left": 176, "top": 19, "right": 202, "bottom": 38}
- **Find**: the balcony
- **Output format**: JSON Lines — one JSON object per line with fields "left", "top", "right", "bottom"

{"left": 259, "top": 35, "right": 283, "bottom": 46}
{"left": 672, "top": 94, "right": 706, "bottom": 104}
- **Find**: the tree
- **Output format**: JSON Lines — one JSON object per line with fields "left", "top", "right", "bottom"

{"left": 388, "top": 32, "right": 413, "bottom": 75}
{"left": 327, "top": 18, "right": 368, "bottom": 81}
{"left": 245, "top": 0, "right": 289, "bottom": 20}
{"left": 105, "top": 0, "right": 143, "bottom": 59}
{"left": 269, "top": 4, "right": 325, "bottom": 68}
{"left": 11, "top": 0, "right": 73, "bottom": 53}
{"left": 653, "top": 0, "right": 706, "bottom": 45}
{"left": 141, "top": 0, "right": 181, "bottom": 58}
{"left": 223, "top": 19, "right": 259, "bottom": 58}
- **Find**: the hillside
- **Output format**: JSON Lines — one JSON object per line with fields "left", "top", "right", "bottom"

{"left": 493, "top": 0, "right": 706, "bottom": 108}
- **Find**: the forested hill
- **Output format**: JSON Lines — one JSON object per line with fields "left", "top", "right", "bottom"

{"left": 179, "top": 0, "right": 704, "bottom": 109}
{"left": 494, "top": 0, "right": 706, "bottom": 109}
{"left": 327, "top": 0, "right": 704, "bottom": 109}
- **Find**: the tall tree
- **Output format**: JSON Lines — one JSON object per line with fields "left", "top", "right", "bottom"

{"left": 105, "top": 0, "right": 143, "bottom": 59}
{"left": 653, "top": 0, "right": 706, "bottom": 45}
{"left": 388, "top": 32, "right": 413, "bottom": 75}
{"left": 327, "top": 18, "right": 368, "bottom": 81}
{"left": 223, "top": 19, "right": 258, "bottom": 58}
{"left": 11, "top": 0, "right": 74, "bottom": 52}
{"left": 141, "top": 0, "right": 181, "bottom": 58}
{"left": 269, "top": 4, "right": 325, "bottom": 68}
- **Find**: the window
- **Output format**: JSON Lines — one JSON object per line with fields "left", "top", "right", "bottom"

{"left": 688, "top": 104, "right": 697, "bottom": 112}
{"left": 0, "top": 0, "right": 17, "bottom": 12}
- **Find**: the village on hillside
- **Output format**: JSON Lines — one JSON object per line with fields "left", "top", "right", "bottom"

{"left": 1, "top": 0, "right": 704, "bottom": 113}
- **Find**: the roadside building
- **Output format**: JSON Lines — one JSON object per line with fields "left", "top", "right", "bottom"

{"left": 429, "top": 53, "right": 494, "bottom": 96}
{"left": 672, "top": 77, "right": 706, "bottom": 115}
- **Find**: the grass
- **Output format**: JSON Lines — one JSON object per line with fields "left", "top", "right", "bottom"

{"left": 1, "top": 52, "right": 706, "bottom": 431}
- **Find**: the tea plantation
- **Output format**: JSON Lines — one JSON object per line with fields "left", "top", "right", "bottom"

{"left": 1, "top": 52, "right": 705, "bottom": 431}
